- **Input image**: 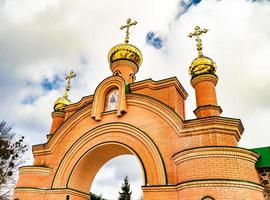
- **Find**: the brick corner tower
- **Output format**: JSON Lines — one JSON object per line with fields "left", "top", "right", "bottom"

{"left": 171, "top": 25, "right": 264, "bottom": 199}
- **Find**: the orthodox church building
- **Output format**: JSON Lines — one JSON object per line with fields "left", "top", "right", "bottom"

{"left": 14, "top": 19, "right": 270, "bottom": 200}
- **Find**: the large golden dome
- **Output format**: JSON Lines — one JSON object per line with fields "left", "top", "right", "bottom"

{"left": 108, "top": 43, "right": 143, "bottom": 67}
{"left": 189, "top": 56, "right": 217, "bottom": 79}
{"left": 54, "top": 96, "right": 71, "bottom": 112}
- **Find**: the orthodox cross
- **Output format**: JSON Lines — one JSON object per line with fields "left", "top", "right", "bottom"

{"left": 64, "top": 71, "right": 76, "bottom": 98}
{"left": 188, "top": 26, "right": 208, "bottom": 57}
{"left": 120, "top": 18, "right": 137, "bottom": 44}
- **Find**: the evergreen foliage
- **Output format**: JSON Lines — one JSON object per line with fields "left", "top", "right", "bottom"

{"left": 118, "top": 176, "right": 132, "bottom": 200}
{"left": 89, "top": 192, "right": 106, "bottom": 200}
{"left": 0, "top": 121, "right": 28, "bottom": 200}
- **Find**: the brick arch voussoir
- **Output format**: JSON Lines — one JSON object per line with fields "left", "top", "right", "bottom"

{"left": 52, "top": 123, "right": 167, "bottom": 190}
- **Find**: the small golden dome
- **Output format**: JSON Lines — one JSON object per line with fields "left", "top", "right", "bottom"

{"left": 189, "top": 56, "right": 217, "bottom": 79}
{"left": 54, "top": 96, "right": 71, "bottom": 112}
{"left": 108, "top": 43, "right": 143, "bottom": 67}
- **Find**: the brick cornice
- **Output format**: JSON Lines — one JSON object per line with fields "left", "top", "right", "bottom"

{"left": 142, "top": 179, "right": 264, "bottom": 192}
{"left": 173, "top": 146, "right": 259, "bottom": 165}
{"left": 176, "top": 179, "right": 264, "bottom": 191}
{"left": 51, "top": 111, "right": 65, "bottom": 118}
{"left": 193, "top": 105, "right": 223, "bottom": 116}
{"left": 181, "top": 116, "right": 244, "bottom": 141}
{"left": 129, "top": 77, "right": 188, "bottom": 100}
{"left": 19, "top": 166, "right": 52, "bottom": 175}
{"left": 14, "top": 187, "right": 89, "bottom": 198}
{"left": 64, "top": 95, "right": 93, "bottom": 112}
{"left": 183, "top": 116, "right": 244, "bottom": 131}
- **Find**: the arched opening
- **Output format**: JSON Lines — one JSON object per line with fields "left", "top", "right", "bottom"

{"left": 113, "top": 70, "right": 121, "bottom": 76}
{"left": 67, "top": 142, "right": 147, "bottom": 197}
{"left": 52, "top": 122, "right": 167, "bottom": 197}
{"left": 129, "top": 73, "right": 136, "bottom": 83}
{"left": 91, "top": 155, "right": 144, "bottom": 199}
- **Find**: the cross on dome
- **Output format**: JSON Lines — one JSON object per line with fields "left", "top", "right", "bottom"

{"left": 120, "top": 18, "right": 138, "bottom": 44}
{"left": 64, "top": 71, "right": 76, "bottom": 99}
{"left": 188, "top": 26, "right": 208, "bottom": 57}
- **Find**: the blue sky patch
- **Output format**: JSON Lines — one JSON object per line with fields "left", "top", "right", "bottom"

{"left": 22, "top": 75, "right": 64, "bottom": 105}
{"left": 22, "top": 95, "right": 39, "bottom": 105}
{"left": 146, "top": 32, "right": 164, "bottom": 49}
{"left": 41, "top": 75, "right": 63, "bottom": 91}
{"left": 176, "top": 0, "right": 202, "bottom": 19}
{"left": 80, "top": 56, "right": 89, "bottom": 65}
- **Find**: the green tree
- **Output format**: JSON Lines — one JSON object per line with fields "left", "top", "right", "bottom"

{"left": 89, "top": 192, "right": 106, "bottom": 200}
{"left": 118, "top": 176, "right": 132, "bottom": 200}
{"left": 0, "top": 121, "right": 28, "bottom": 200}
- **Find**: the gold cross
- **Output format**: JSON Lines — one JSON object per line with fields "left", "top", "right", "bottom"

{"left": 64, "top": 71, "right": 76, "bottom": 98}
{"left": 120, "top": 18, "right": 138, "bottom": 44}
{"left": 188, "top": 26, "right": 208, "bottom": 57}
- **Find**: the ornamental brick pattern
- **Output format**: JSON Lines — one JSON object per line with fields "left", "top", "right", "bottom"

{"left": 13, "top": 58, "right": 265, "bottom": 200}
{"left": 258, "top": 168, "right": 270, "bottom": 199}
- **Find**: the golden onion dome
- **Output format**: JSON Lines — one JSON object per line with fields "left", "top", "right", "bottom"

{"left": 108, "top": 43, "right": 143, "bottom": 67}
{"left": 53, "top": 71, "right": 76, "bottom": 112}
{"left": 189, "top": 56, "right": 217, "bottom": 79}
{"left": 54, "top": 96, "right": 71, "bottom": 112}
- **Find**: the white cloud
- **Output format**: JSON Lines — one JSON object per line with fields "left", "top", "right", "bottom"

{"left": 0, "top": 0, "right": 270, "bottom": 198}
{"left": 91, "top": 155, "right": 143, "bottom": 200}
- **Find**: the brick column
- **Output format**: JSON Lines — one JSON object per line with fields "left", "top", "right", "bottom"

{"left": 49, "top": 111, "right": 65, "bottom": 135}
{"left": 191, "top": 74, "right": 222, "bottom": 118}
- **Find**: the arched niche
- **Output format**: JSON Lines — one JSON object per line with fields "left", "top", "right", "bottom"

{"left": 91, "top": 76, "right": 127, "bottom": 120}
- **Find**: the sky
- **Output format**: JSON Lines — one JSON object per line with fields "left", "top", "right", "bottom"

{"left": 0, "top": 0, "right": 270, "bottom": 199}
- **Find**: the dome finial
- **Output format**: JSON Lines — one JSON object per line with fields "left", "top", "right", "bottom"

{"left": 54, "top": 71, "right": 76, "bottom": 112}
{"left": 120, "top": 18, "right": 138, "bottom": 44}
{"left": 108, "top": 19, "right": 142, "bottom": 83}
{"left": 188, "top": 25, "right": 208, "bottom": 57}
{"left": 188, "top": 26, "right": 217, "bottom": 79}
{"left": 188, "top": 27, "right": 222, "bottom": 118}
{"left": 63, "top": 71, "right": 76, "bottom": 99}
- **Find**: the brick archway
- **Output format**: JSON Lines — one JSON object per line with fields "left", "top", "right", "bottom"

{"left": 52, "top": 122, "right": 167, "bottom": 193}
{"left": 14, "top": 77, "right": 265, "bottom": 200}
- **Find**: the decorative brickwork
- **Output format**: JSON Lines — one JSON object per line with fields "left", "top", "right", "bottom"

{"left": 13, "top": 45, "right": 266, "bottom": 199}
{"left": 258, "top": 168, "right": 270, "bottom": 200}
{"left": 13, "top": 78, "right": 265, "bottom": 199}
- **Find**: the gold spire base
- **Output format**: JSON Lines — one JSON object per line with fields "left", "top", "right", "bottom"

{"left": 54, "top": 96, "right": 71, "bottom": 112}
{"left": 189, "top": 56, "right": 217, "bottom": 79}
{"left": 108, "top": 43, "right": 143, "bottom": 67}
